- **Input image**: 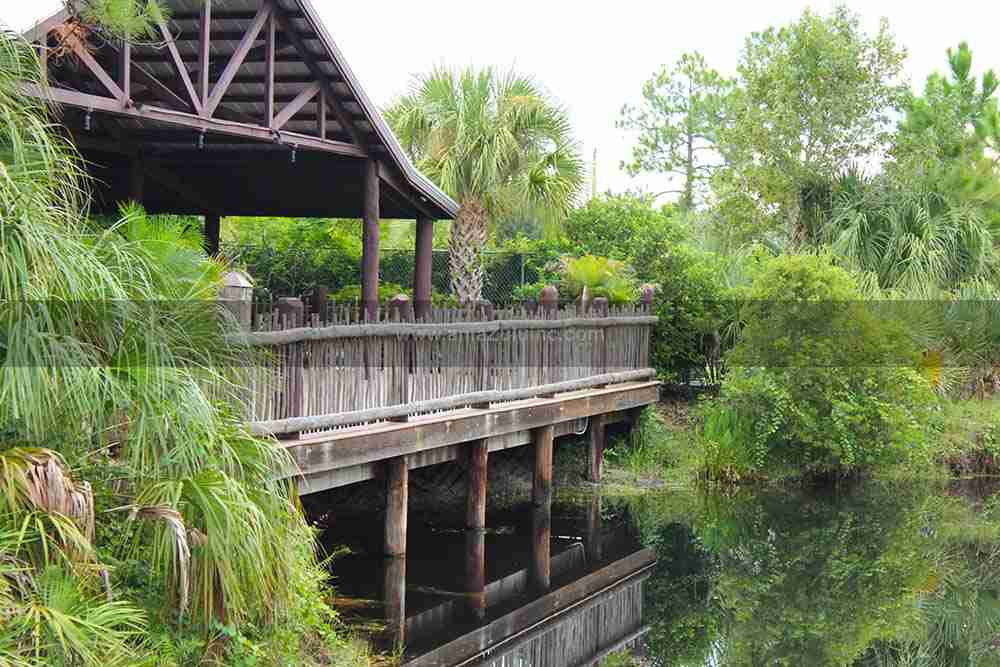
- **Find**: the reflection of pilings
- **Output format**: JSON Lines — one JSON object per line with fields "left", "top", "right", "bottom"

{"left": 383, "top": 556, "right": 406, "bottom": 649}
{"left": 466, "top": 439, "right": 488, "bottom": 619}
{"left": 587, "top": 413, "right": 607, "bottom": 482}
{"left": 532, "top": 425, "right": 554, "bottom": 591}
{"left": 465, "top": 529, "right": 486, "bottom": 620}
{"left": 585, "top": 492, "right": 602, "bottom": 566}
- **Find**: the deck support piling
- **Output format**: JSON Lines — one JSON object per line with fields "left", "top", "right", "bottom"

{"left": 531, "top": 425, "right": 553, "bottom": 591}
{"left": 413, "top": 215, "right": 434, "bottom": 320}
{"left": 382, "top": 555, "right": 406, "bottom": 649}
{"left": 361, "top": 158, "right": 380, "bottom": 321}
{"left": 586, "top": 413, "right": 607, "bottom": 483}
{"left": 385, "top": 456, "right": 408, "bottom": 557}
{"left": 465, "top": 439, "right": 488, "bottom": 617}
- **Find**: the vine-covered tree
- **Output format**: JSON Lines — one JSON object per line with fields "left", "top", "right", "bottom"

{"left": 386, "top": 66, "right": 584, "bottom": 302}
{"left": 618, "top": 52, "right": 732, "bottom": 210}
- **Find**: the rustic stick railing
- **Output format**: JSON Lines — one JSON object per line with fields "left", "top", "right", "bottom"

{"left": 229, "top": 302, "right": 656, "bottom": 436}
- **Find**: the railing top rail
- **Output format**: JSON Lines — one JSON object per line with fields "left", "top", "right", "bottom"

{"left": 230, "top": 314, "right": 658, "bottom": 347}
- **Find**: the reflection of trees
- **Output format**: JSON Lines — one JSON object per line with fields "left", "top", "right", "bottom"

{"left": 628, "top": 485, "right": 948, "bottom": 666}
{"left": 629, "top": 484, "right": 1000, "bottom": 667}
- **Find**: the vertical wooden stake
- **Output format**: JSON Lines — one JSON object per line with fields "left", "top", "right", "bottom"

{"left": 118, "top": 40, "right": 130, "bottom": 107}
{"left": 361, "top": 158, "right": 380, "bottom": 321}
{"left": 531, "top": 425, "right": 553, "bottom": 591}
{"left": 385, "top": 457, "right": 408, "bottom": 557}
{"left": 587, "top": 413, "right": 607, "bottom": 483}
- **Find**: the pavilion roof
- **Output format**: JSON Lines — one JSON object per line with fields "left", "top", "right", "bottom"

{"left": 21, "top": 0, "right": 458, "bottom": 220}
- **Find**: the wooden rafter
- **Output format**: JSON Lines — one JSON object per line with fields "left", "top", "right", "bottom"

{"left": 156, "top": 18, "right": 202, "bottom": 114}
{"left": 271, "top": 81, "right": 320, "bottom": 130}
{"left": 20, "top": 83, "right": 368, "bottom": 159}
{"left": 197, "top": 0, "right": 211, "bottom": 106}
{"left": 118, "top": 42, "right": 130, "bottom": 103}
{"left": 65, "top": 33, "right": 124, "bottom": 101}
{"left": 203, "top": 2, "right": 272, "bottom": 117}
{"left": 271, "top": 5, "right": 365, "bottom": 147}
{"left": 264, "top": 13, "right": 275, "bottom": 127}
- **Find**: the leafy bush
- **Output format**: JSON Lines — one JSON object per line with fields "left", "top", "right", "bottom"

{"left": 558, "top": 255, "right": 639, "bottom": 304}
{"left": 703, "top": 253, "right": 938, "bottom": 477}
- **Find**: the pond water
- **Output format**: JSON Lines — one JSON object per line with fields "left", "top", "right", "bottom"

{"left": 319, "top": 478, "right": 1000, "bottom": 666}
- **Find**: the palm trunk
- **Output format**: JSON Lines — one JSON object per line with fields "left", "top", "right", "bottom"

{"left": 449, "top": 200, "right": 488, "bottom": 302}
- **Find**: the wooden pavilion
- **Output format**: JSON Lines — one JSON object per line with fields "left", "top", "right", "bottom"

{"left": 19, "top": 3, "right": 660, "bottom": 652}
{"left": 21, "top": 0, "right": 456, "bottom": 316}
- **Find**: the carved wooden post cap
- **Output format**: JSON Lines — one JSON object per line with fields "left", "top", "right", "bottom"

{"left": 540, "top": 285, "right": 559, "bottom": 314}
{"left": 388, "top": 294, "right": 413, "bottom": 322}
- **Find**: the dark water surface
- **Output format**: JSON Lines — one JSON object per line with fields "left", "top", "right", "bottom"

{"left": 319, "top": 479, "right": 1000, "bottom": 666}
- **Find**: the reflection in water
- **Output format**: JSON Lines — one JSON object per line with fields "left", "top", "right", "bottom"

{"left": 320, "top": 495, "right": 653, "bottom": 665}
{"left": 630, "top": 481, "right": 1000, "bottom": 666}
{"left": 321, "top": 479, "right": 1000, "bottom": 666}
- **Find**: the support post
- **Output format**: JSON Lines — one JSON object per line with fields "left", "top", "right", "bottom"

{"left": 118, "top": 40, "right": 130, "bottom": 107}
{"left": 413, "top": 215, "right": 434, "bottom": 320}
{"left": 465, "top": 439, "right": 488, "bottom": 618}
{"left": 382, "top": 556, "right": 406, "bottom": 649}
{"left": 203, "top": 213, "right": 220, "bottom": 256}
{"left": 129, "top": 155, "right": 144, "bottom": 204}
{"left": 361, "top": 158, "right": 380, "bottom": 321}
{"left": 275, "top": 298, "right": 305, "bottom": 439}
{"left": 531, "top": 425, "right": 553, "bottom": 591}
{"left": 587, "top": 413, "right": 607, "bottom": 483}
{"left": 385, "top": 457, "right": 408, "bottom": 557}
{"left": 466, "top": 440, "right": 488, "bottom": 530}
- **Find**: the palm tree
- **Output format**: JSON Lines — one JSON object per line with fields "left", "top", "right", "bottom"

{"left": 386, "top": 66, "right": 584, "bottom": 302}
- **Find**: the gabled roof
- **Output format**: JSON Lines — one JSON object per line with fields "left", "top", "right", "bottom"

{"left": 21, "top": 0, "right": 457, "bottom": 220}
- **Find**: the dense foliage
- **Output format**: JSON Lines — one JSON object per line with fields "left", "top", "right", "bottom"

{"left": 0, "top": 32, "right": 354, "bottom": 665}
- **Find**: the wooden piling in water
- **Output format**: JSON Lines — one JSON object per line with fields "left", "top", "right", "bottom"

{"left": 466, "top": 439, "right": 488, "bottom": 530}
{"left": 587, "top": 413, "right": 607, "bottom": 483}
{"left": 531, "top": 425, "right": 553, "bottom": 591}
{"left": 385, "top": 457, "right": 408, "bottom": 557}
{"left": 383, "top": 555, "right": 406, "bottom": 648}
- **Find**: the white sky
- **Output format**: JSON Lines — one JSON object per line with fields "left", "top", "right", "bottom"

{"left": 4, "top": 0, "right": 1000, "bottom": 200}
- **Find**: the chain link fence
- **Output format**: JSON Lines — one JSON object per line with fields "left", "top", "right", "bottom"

{"left": 224, "top": 243, "right": 547, "bottom": 305}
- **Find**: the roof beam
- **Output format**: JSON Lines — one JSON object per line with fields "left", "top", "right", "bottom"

{"left": 272, "top": 5, "right": 365, "bottom": 148}
{"left": 204, "top": 2, "right": 272, "bottom": 117}
{"left": 271, "top": 81, "right": 320, "bottom": 130}
{"left": 156, "top": 18, "right": 202, "bottom": 114}
{"left": 134, "top": 53, "right": 330, "bottom": 65}
{"left": 20, "top": 83, "right": 368, "bottom": 159}
{"left": 154, "top": 29, "right": 316, "bottom": 42}
{"left": 379, "top": 163, "right": 436, "bottom": 220}
{"left": 169, "top": 9, "right": 304, "bottom": 20}
{"left": 65, "top": 32, "right": 124, "bottom": 102}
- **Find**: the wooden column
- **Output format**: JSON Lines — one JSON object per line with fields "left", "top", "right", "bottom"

{"left": 361, "top": 158, "right": 380, "bottom": 321}
{"left": 385, "top": 456, "right": 408, "bottom": 557}
{"left": 587, "top": 413, "right": 607, "bottom": 483}
{"left": 466, "top": 439, "right": 488, "bottom": 530}
{"left": 413, "top": 215, "right": 434, "bottom": 320}
{"left": 203, "top": 213, "right": 220, "bottom": 256}
{"left": 197, "top": 0, "right": 211, "bottom": 109}
{"left": 531, "top": 425, "right": 554, "bottom": 591}
{"left": 382, "top": 555, "right": 406, "bottom": 649}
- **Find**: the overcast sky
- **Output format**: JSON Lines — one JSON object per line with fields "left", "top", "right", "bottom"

{"left": 5, "top": 1, "right": 1000, "bottom": 200}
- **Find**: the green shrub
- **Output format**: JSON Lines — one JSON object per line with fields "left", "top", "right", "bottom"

{"left": 558, "top": 255, "right": 639, "bottom": 305}
{"left": 704, "top": 253, "right": 938, "bottom": 477}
